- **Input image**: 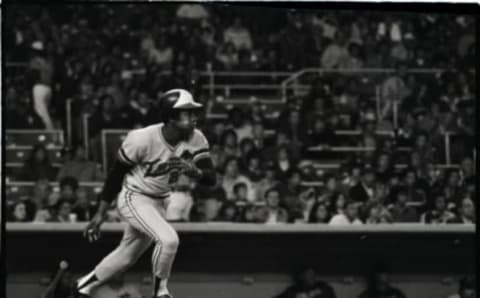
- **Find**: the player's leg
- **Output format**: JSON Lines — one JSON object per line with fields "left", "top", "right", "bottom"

{"left": 124, "top": 191, "right": 179, "bottom": 297}
{"left": 76, "top": 223, "right": 152, "bottom": 296}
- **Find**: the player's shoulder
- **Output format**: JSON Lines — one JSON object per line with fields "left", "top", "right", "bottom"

{"left": 188, "top": 128, "right": 209, "bottom": 149}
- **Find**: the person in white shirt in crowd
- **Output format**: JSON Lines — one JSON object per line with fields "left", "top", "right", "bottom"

{"left": 258, "top": 188, "right": 289, "bottom": 224}
{"left": 447, "top": 197, "right": 475, "bottom": 224}
{"left": 29, "top": 41, "right": 55, "bottom": 130}
{"left": 221, "top": 157, "right": 255, "bottom": 202}
{"left": 329, "top": 200, "right": 363, "bottom": 225}
{"left": 321, "top": 31, "right": 349, "bottom": 69}
{"left": 223, "top": 17, "right": 253, "bottom": 51}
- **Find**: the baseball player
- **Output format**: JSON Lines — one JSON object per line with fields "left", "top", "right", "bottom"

{"left": 75, "top": 89, "right": 216, "bottom": 298}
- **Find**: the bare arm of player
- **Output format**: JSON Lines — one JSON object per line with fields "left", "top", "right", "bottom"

{"left": 83, "top": 158, "right": 133, "bottom": 243}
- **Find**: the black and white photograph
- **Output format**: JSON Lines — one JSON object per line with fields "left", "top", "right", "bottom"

{"left": 3, "top": 2, "right": 477, "bottom": 298}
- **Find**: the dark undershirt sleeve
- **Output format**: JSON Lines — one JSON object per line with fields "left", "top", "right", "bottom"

{"left": 194, "top": 157, "right": 216, "bottom": 187}
{"left": 99, "top": 158, "right": 134, "bottom": 203}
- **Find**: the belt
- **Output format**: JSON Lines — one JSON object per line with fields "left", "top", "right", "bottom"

{"left": 123, "top": 184, "right": 169, "bottom": 200}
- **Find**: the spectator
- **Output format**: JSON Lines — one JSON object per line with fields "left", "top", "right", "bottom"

{"left": 305, "top": 116, "right": 336, "bottom": 147}
{"left": 27, "top": 178, "right": 52, "bottom": 220}
{"left": 229, "top": 107, "right": 254, "bottom": 143}
{"left": 42, "top": 260, "right": 76, "bottom": 298}
{"left": 243, "top": 153, "right": 264, "bottom": 183}
{"left": 328, "top": 192, "right": 348, "bottom": 217}
{"left": 358, "top": 264, "right": 406, "bottom": 298}
{"left": 59, "top": 176, "right": 79, "bottom": 204}
{"left": 9, "top": 201, "right": 30, "bottom": 222}
{"left": 278, "top": 108, "right": 305, "bottom": 146}
{"left": 71, "top": 188, "right": 97, "bottom": 222}
{"left": 190, "top": 196, "right": 223, "bottom": 222}
{"left": 308, "top": 202, "right": 331, "bottom": 223}
{"left": 329, "top": 200, "right": 363, "bottom": 225}
{"left": 272, "top": 145, "right": 298, "bottom": 182}
{"left": 403, "top": 168, "right": 427, "bottom": 209}
{"left": 5, "top": 86, "right": 43, "bottom": 129}
{"left": 20, "top": 143, "right": 56, "bottom": 181}
{"left": 380, "top": 62, "right": 410, "bottom": 120}
{"left": 365, "top": 202, "right": 392, "bottom": 224}
{"left": 255, "top": 163, "right": 279, "bottom": 203}
{"left": 232, "top": 182, "right": 249, "bottom": 204}
{"left": 321, "top": 31, "right": 349, "bottom": 69}
{"left": 459, "top": 156, "right": 475, "bottom": 186}
{"left": 258, "top": 188, "right": 289, "bottom": 224}
{"left": 420, "top": 193, "right": 455, "bottom": 224}
{"left": 57, "top": 145, "right": 104, "bottom": 182}
{"left": 223, "top": 17, "right": 252, "bottom": 51}
{"left": 50, "top": 199, "right": 75, "bottom": 222}
{"left": 374, "top": 151, "right": 394, "bottom": 184}
{"left": 221, "top": 157, "right": 255, "bottom": 201}
{"left": 277, "top": 169, "right": 305, "bottom": 222}
{"left": 339, "top": 41, "right": 364, "bottom": 69}
{"left": 275, "top": 267, "right": 337, "bottom": 298}
{"left": 238, "top": 138, "right": 255, "bottom": 168}
{"left": 443, "top": 169, "right": 464, "bottom": 209}
{"left": 349, "top": 166, "right": 376, "bottom": 203}
{"left": 239, "top": 204, "right": 258, "bottom": 223}
{"left": 447, "top": 197, "right": 475, "bottom": 224}
{"left": 215, "top": 42, "right": 238, "bottom": 70}
{"left": 447, "top": 276, "right": 475, "bottom": 298}
{"left": 220, "top": 129, "right": 240, "bottom": 159}
{"left": 29, "top": 41, "right": 55, "bottom": 130}
{"left": 388, "top": 186, "right": 418, "bottom": 223}
{"left": 215, "top": 201, "right": 239, "bottom": 222}
{"left": 90, "top": 272, "right": 143, "bottom": 298}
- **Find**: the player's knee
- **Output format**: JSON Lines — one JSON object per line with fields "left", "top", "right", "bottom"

{"left": 158, "top": 232, "right": 179, "bottom": 252}
{"left": 119, "top": 255, "right": 137, "bottom": 269}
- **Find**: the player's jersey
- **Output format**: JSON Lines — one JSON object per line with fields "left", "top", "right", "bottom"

{"left": 118, "top": 123, "right": 210, "bottom": 198}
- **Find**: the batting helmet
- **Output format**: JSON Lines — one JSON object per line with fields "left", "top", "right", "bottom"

{"left": 158, "top": 89, "right": 203, "bottom": 122}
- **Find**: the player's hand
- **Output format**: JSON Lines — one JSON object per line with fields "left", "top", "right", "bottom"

{"left": 59, "top": 260, "right": 69, "bottom": 271}
{"left": 169, "top": 158, "right": 201, "bottom": 178}
{"left": 83, "top": 213, "right": 104, "bottom": 243}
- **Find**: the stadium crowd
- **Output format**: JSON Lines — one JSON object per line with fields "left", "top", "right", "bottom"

{"left": 5, "top": 5, "right": 476, "bottom": 225}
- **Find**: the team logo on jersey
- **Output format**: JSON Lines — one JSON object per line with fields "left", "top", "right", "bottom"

{"left": 143, "top": 151, "right": 193, "bottom": 178}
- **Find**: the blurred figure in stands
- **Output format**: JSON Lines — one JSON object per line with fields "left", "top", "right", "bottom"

{"left": 420, "top": 193, "right": 455, "bottom": 224}
{"left": 8, "top": 201, "right": 30, "bottom": 222}
{"left": 308, "top": 201, "right": 331, "bottom": 223}
{"left": 72, "top": 188, "right": 98, "bottom": 222}
{"left": 447, "top": 276, "right": 475, "bottom": 298}
{"left": 42, "top": 260, "right": 75, "bottom": 298}
{"left": 329, "top": 200, "right": 363, "bottom": 225}
{"left": 276, "top": 267, "right": 337, "bottom": 298}
{"left": 90, "top": 272, "right": 143, "bottom": 298}
{"left": 358, "top": 264, "right": 406, "bottom": 298}
{"left": 29, "top": 41, "right": 55, "bottom": 130}
{"left": 215, "top": 201, "right": 239, "bottom": 222}
{"left": 221, "top": 157, "right": 255, "bottom": 201}
{"left": 58, "top": 176, "right": 79, "bottom": 204}
{"left": 388, "top": 186, "right": 419, "bottom": 223}
{"left": 50, "top": 199, "right": 76, "bottom": 222}
{"left": 447, "top": 197, "right": 475, "bottom": 224}
{"left": 220, "top": 129, "right": 240, "bottom": 159}
{"left": 257, "top": 187, "right": 289, "bottom": 224}
{"left": 57, "top": 145, "right": 104, "bottom": 181}
{"left": 5, "top": 86, "right": 43, "bottom": 129}
{"left": 20, "top": 143, "right": 55, "bottom": 181}
{"left": 223, "top": 17, "right": 253, "bottom": 51}
{"left": 349, "top": 166, "right": 376, "bottom": 203}
{"left": 255, "top": 163, "right": 279, "bottom": 203}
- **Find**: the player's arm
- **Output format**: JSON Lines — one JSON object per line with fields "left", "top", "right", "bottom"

{"left": 84, "top": 131, "right": 144, "bottom": 242}
{"left": 193, "top": 156, "right": 216, "bottom": 187}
